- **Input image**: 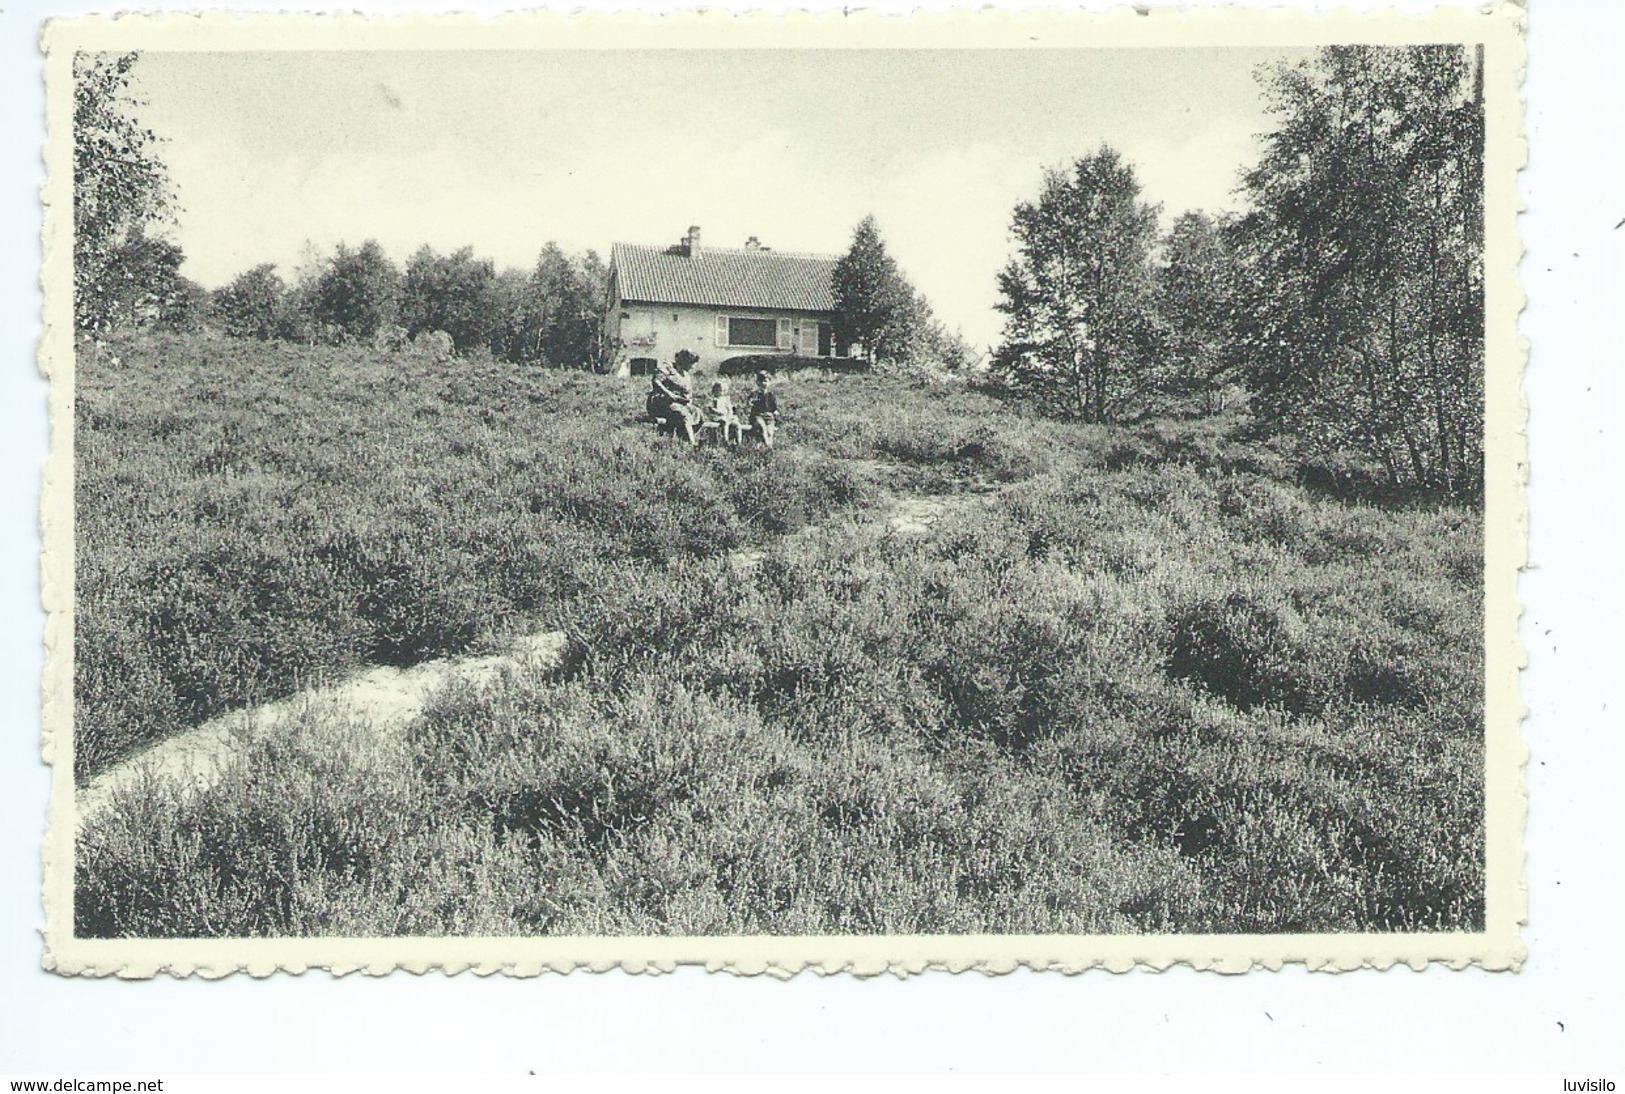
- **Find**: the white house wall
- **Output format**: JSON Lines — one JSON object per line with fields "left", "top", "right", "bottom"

{"left": 611, "top": 301, "right": 833, "bottom": 376}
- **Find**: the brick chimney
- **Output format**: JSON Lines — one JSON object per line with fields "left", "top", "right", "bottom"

{"left": 685, "top": 225, "right": 702, "bottom": 259}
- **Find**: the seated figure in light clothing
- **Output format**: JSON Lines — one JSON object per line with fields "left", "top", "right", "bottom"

{"left": 704, "top": 378, "right": 743, "bottom": 445}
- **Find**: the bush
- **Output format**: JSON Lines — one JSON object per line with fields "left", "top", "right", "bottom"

{"left": 76, "top": 350, "right": 1485, "bottom": 936}
{"left": 717, "top": 354, "right": 870, "bottom": 378}
{"left": 73, "top": 338, "right": 881, "bottom": 779}
{"left": 1164, "top": 588, "right": 1316, "bottom": 713}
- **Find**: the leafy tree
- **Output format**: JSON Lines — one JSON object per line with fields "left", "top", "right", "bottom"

{"left": 73, "top": 52, "right": 174, "bottom": 333}
{"left": 1234, "top": 45, "right": 1485, "bottom": 493}
{"left": 575, "top": 249, "right": 615, "bottom": 372}
{"left": 312, "top": 240, "right": 400, "bottom": 342}
{"left": 156, "top": 274, "right": 209, "bottom": 333}
{"left": 490, "top": 244, "right": 610, "bottom": 368}
{"left": 1157, "top": 211, "right": 1243, "bottom": 414}
{"left": 926, "top": 325, "right": 983, "bottom": 375}
{"left": 832, "top": 215, "right": 920, "bottom": 368}
{"left": 905, "top": 292, "right": 981, "bottom": 375}
{"left": 274, "top": 240, "right": 330, "bottom": 343}
{"left": 992, "top": 148, "right": 1164, "bottom": 422}
{"left": 533, "top": 244, "right": 610, "bottom": 368}
{"left": 211, "top": 263, "right": 286, "bottom": 340}
{"left": 86, "top": 229, "right": 207, "bottom": 335}
{"left": 400, "top": 245, "right": 498, "bottom": 353}
{"left": 486, "top": 267, "right": 536, "bottom": 364}
{"left": 530, "top": 242, "right": 586, "bottom": 366}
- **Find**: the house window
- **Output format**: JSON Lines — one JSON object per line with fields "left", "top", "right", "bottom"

{"left": 716, "top": 314, "right": 794, "bottom": 350}
{"left": 629, "top": 357, "right": 657, "bottom": 377}
{"left": 727, "top": 316, "right": 778, "bottom": 347}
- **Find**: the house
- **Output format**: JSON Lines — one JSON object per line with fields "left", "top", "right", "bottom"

{"left": 604, "top": 225, "right": 854, "bottom": 377}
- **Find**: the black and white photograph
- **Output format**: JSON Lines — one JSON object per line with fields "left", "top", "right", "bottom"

{"left": 41, "top": 8, "right": 1524, "bottom": 973}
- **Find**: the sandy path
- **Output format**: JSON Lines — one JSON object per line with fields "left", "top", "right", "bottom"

{"left": 886, "top": 495, "right": 955, "bottom": 534}
{"left": 726, "top": 466, "right": 1011, "bottom": 574}
{"left": 76, "top": 631, "right": 567, "bottom": 829}
{"left": 79, "top": 462, "right": 1010, "bottom": 826}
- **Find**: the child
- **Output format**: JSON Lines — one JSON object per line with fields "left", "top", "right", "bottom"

{"left": 748, "top": 370, "right": 778, "bottom": 449}
{"left": 705, "top": 378, "right": 742, "bottom": 445}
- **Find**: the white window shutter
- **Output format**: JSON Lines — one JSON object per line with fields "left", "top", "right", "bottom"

{"left": 716, "top": 314, "right": 728, "bottom": 347}
{"left": 777, "top": 317, "right": 792, "bottom": 350}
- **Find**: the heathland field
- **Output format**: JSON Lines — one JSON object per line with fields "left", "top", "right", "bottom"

{"left": 74, "top": 334, "right": 1485, "bottom": 937}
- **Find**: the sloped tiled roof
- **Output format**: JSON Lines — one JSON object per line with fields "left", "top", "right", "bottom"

{"left": 612, "top": 242, "right": 837, "bottom": 313}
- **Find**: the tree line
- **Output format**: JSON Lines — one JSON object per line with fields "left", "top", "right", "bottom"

{"left": 987, "top": 44, "right": 1485, "bottom": 494}
{"left": 76, "top": 46, "right": 1484, "bottom": 491}
{"left": 72, "top": 53, "right": 612, "bottom": 370}
{"left": 207, "top": 239, "right": 612, "bottom": 368}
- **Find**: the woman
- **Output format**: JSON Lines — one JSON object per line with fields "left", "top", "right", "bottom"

{"left": 648, "top": 351, "right": 700, "bottom": 446}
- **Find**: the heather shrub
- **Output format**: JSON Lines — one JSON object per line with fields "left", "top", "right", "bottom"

{"left": 72, "top": 608, "right": 181, "bottom": 777}
{"left": 399, "top": 678, "right": 1197, "bottom": 935}
{"left": 72, "top": 337, "right": 882, "bottom": 779}
{"left": 316, "top": 521, "right": 495, "bottom": 666}
{"left": 77, "top": 710, "right": 426, "bottom": 937}
{"left": 1163, "top": 586, "right": 1317, "bottom": 713}
{"left": 76, "top": 339, "right": 1485, "bottom": 937}
{"left": 717, "top": 445, "right": 870, "bottom": 535}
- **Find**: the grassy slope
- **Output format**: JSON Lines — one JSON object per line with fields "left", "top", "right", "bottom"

{"left": 75, "top": 334, "right": 1484, "bottom": 937}
{"left": 74, "top": 335, "right": 864, "bottom": 778}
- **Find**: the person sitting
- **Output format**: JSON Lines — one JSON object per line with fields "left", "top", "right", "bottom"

{"left": 703, "top": 378, "right": 743, "bottom": 445}
{"left": 648, "top": 352, "right": 699, "bottom": 446}
{"left": 747, "top": 370, "right": 778, "bottom": 449}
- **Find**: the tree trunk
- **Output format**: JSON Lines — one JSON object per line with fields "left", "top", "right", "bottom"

{"left": 1388, "top": 289, "right": 1428, "bottom": 486}
{"left": 1427, "top": 163, "right": 1455, "bottom": 494}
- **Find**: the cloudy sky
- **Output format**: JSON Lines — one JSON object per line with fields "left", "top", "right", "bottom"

{"left": 132, "top": 47, "right": 1311, "bottom": 351}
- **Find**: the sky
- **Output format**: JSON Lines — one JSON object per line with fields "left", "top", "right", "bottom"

{"left": 131, "top": 47, "right": 1312, "bottom": 352}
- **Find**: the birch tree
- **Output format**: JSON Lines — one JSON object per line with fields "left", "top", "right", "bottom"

{"left": 73, "top": 52, "right": 174, "bottom": 332}
{"left": 992, "top": 148, "right": 1163, "bottom": 422}
{"left": 1234, "top": 45, "right": 1485, "bottom": 492}
{"left": 1157, "top": 212, "right": 1242, "bottom": 414}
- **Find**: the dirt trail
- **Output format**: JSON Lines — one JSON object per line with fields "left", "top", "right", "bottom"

{"left": 79, "top": 458, "right": 1008, "bottom": 826}
{"left": 886, "top": 495, "right": 957, "bottom": 534}
{"left": 726, "top": 461, "right": 1012, "bottom": 574}
{"left": 76, "top": 631, "right": 567, "bottom": 829}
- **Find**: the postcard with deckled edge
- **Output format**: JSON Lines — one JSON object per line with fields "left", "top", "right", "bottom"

{"left": 40, "top": 4, "right": 1526, "bottom": 977}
